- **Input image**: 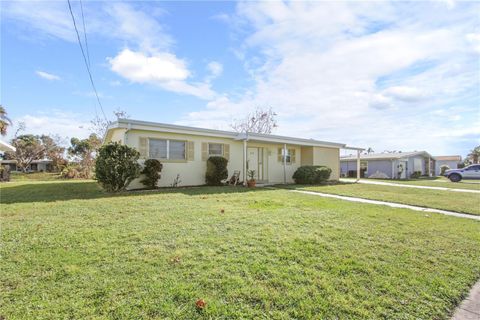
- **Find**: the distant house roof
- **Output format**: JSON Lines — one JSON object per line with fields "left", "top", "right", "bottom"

{"left": 106, "top": 118, "right": 362, "bottom": 149}
{"left": 0, "top": 140, "right": 15, "bottom": 152}
{"left": 435, "top": 155, "right": 462, "bottom": 161}
{"left": 341, "top": 151, "right": 433, "bottom": 161}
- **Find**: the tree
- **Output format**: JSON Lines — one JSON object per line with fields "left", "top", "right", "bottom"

{"left": 231, "top": 107, "right": 278, "bottom": 134}
{"left": 7, "top": 135, "right": 46, "bottom": 172}
{"left": 90, "top": 109, "right": 130, "bottom": 138}
{"left": 41, "top": 135, "right": 66, "bottom": 172}
{"left": 0, "top": 105, "right": 12, "bottom": 136}
{"left": 467, "top": 145, "right": 480, "bottom": 164}
{"left": 68, "top": 134, "right": 102, "bottom": 178}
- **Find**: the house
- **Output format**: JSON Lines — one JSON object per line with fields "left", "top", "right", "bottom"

{"left": 104, "top": 119, "right": 361, "bottom": 188}
{"left": 0, "top": 140, "right": 16, "bottom": 152}
{"left": 434, "top": 155, "right": 461, "bottom": 175}
{"left": 0, "top": 159, "right": 53, "bottom": 172}
{"left": 340, "top": 151, "right": 435, "bottom": 179}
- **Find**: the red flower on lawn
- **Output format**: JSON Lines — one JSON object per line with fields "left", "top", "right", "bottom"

{"left": 196, "top": 299, "right": 206, "bottom": 309}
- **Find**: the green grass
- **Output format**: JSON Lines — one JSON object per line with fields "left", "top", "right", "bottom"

{"left": 297, "top": 183, "right": 480, "bottom": 216}
{"left": 10, "top": 171, "right": 61, "bottom": 182}
{"left": 343, "top": 177, "right": 480, "bottom": 191}
{"left": 1, "top": 180, "right": 480, "bottom": 319}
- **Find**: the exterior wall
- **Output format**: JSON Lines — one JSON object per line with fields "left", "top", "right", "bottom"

{"left": 435, "top": 160, "right": 459, "bottom": 176}
{"left": 312, "top": 147, "right": 340, "bottom": 180}
{"left": 125, "top": 130, "right": 244, "bottom": 188}
{"left": 300, "top": 147, "right": 313, "bottom": 166}
{"left": 341, "top": 160, "right": 394, "bottom": 178}
{"left": 407, "top": 156, "right": 427, "bottom": 177}
{"left": 110, "top": 128, "right": 126, "bottom": 144}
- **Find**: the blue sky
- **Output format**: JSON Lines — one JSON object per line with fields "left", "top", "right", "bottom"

{"left": 1, "top": 0, "right": 479, "bottom": 157}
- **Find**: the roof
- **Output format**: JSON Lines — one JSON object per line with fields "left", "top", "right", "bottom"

{"left": 341, "top": 151, "right": 433, "bottom": 161}
{"left": 0, "top": 159, "right": 52, "bottom": 164}
{"left": 0, "top": 140, "right": 16, "bottom": 152}
{"left": 106, "top": 118, "right": 353, "bottom": 149}
{"left": 435, "top": 155, "right": 462, "bottom": 161}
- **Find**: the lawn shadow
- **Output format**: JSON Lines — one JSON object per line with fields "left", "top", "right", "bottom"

{"left": 1, "top": 180, "right": 272, "bottom": 204}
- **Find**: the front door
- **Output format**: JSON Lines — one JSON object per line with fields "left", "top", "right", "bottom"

{"left": 247, "top": 147, "right": 264, "bottom": 180}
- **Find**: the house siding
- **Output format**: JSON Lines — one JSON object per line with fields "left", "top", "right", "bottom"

{"left": 435, "top": 160, "right": 459, "bottom": 176}
{"left": 341, "top": 159, "right": 394, "bottom": 178}
{"left": 117, "top": 130, "right": 334, "bottom": 188}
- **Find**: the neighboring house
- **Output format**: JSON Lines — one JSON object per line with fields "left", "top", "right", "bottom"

{"left": 434, "top": 155, "right": 461, "bottom": 176}
{"left": 340, "top": 151, "right": 435, "bottom": 179}
{"left": 0, "top": 159, "right": 53, "bottom": 172}
{"left": 104, "top": 119, "right": 360, "bottom": 188}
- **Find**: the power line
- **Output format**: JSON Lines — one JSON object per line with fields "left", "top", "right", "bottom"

{"left": 79, "top": 0, "right": 90, "bottom": 68}
{"left": 67, "top": 0, "right": 107, "bottom": 121}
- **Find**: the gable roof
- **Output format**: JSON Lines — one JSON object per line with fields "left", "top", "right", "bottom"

{"left": 106, "top": 118, "right": 350, "bottom": 149}
{"left": 341, "top": 151, "right": 433, "bottom": 161}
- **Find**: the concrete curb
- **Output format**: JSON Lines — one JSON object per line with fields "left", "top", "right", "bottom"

{"left": 451, "top": 280, "right": 480, "bottom": 319}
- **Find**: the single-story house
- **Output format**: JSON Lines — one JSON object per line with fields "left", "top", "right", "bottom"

{"left": 104, "top": 119, "right": 362, "bottom": 188}
{"left": 340, "top": 151, "right": 435, "bottom": 179}
{"left": 434, "top": 155, "right": 461, "bottom": 175}
{"left": 0, "top": 159, "right": 53, "bottom": 172}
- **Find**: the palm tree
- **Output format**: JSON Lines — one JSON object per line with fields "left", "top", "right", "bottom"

{"left": 0, "top": 105, "right": 12, "bottom": 136}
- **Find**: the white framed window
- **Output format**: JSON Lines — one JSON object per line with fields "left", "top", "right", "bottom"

{"left": 149, "top": 139, "right": 167, "bottom": 159}
{"left": 278, "top": 148, "right": 294, "bottom": 164}
{"left": 208, "top": 143, "right": 224, "bottom": 156}
{"left": 149, "top": 139, "right": 186, "bottom": 160}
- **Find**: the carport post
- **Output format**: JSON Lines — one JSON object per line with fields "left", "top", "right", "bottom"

{"left": 283, "top": 143, "right": 287, "bottom": 184}
{"left": 243, "top": 139, "right": 247, "bottom": 186}
{"left": 356, "top": 150, "right": 361, "bottom": 181}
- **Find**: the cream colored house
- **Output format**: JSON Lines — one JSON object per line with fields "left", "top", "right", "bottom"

{"left": 105, "top": 119, "right": 358, "bottom": 188}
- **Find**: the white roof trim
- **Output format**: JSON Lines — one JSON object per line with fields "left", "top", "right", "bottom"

{"left": 0, "top": 140, "right": 16, "bottom": 152}
{"left": 108, "top": 118, "right": 347, "bottom": 148}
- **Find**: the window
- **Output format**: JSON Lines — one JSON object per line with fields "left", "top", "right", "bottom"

{"left": 279, "top": 148, "right": 294, "bottom": 164}
{"left": 149, "top": 139, "right": 167, "bottom": 159}
{"left": 149, "top": 139, "right": 186, "bottom": 160}
{"left": 169, "top": 140, "right": 186, "bottom": 160}
{"left": 208, "top": 143, "right": 223, "bottom": 156}
{"left": 466, "top": 165, "right": 480, "bottom": 171}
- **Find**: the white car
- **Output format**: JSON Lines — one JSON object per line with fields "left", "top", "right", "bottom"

{"left": 444, "top": 164, "right": 480, "bottom": 182}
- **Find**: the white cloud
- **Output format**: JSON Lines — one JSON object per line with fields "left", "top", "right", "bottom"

{"left": 182, "top": 1, "right": 479, "bottom": 155}
{"left": 108, "top": 49, "right": 216, "bottom": 99}
{"left": 206, "top": 61, "right": 223, "bottom": 82}
{"left": 36, "top": 70, "right": 61, "bottom": 81}
{"left": 9, "top": 112, "right": 91, "bottom": 144}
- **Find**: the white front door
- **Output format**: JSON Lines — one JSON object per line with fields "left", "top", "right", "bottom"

{"left": 247, "top": 147, "right": 263, "bottom": 180}
{"left": 399, "top": 161, "right": 407, "bottom": 179}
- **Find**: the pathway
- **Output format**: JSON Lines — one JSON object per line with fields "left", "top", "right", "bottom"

{"left": 451, "top": 280, "right": 480, "bottom": 320}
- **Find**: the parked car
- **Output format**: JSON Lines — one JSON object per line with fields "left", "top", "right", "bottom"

{"left": 444, "top": 164, "right": 480, "bottom": 182}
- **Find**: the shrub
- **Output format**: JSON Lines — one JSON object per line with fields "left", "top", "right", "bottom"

{"left": 141, "top": 159, "right": 163, "bottom": 189}
{"left": 95, "top": 143, "right": 141, "bottom": 192}
{"left": 440, "top": 165, "right": 450, "bottom": 175}
{"left": 410, "top": 171, "right": 422, "bottom": 179}
{"left": 206, "top": 156, "right": 228, "bottom": 186}
{"left": 293, "top": 165, "right": 332, "bottom": 184}
{"left": 61, "top": 164, "right": 80, "bottom": 179}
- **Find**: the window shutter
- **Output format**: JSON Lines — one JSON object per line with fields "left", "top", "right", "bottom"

{"left": 139, "top": 137, "right": 148, "bottom": 159}
{"left": 187, "top": 141, "right": 195, "bottom": 161}
{"left": 277, "top": 148, "right": 283, "bottom": 162}
{"left": 290, "top": 149, "right": 296, "bottom": 163}
{"left": 224, "top": 144, "right": 230, "bottom": 160}
{"left": 202, "top": 142, "right": 208, "bottom": 161}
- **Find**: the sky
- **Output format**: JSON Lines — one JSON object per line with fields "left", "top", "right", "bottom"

{"left": 1, "top": 0, "right": 479, "bottom": 157}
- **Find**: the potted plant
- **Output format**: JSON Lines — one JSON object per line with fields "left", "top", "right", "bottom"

{"left": 247, "top": 170, "right": 256, "bottom": 188}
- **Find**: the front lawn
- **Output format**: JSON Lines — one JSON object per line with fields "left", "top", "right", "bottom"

{"left": 297, "top": 183, "right": 480, "bottom": 216}
{"left": 1, "top": 180, "right": 480, "bottom": 319}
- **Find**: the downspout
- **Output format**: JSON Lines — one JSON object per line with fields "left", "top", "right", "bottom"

{"left": 283, "top": 143, "right": 287, "bottom": 184}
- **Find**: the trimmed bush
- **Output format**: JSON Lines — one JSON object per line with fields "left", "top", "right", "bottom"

{"left": 141, "top": 159, "right": 163, "bottom": 189}
{"left": 440, "top": 165, "right": 450, "bottom": 176}
{"left": 206, "top": 156, "right": 228, "bottom": 186}
{"left": 410, "top": 171, "right": 422, "bottom": 179}
{"left": 292, "top": 165, "right": 332, "bottom": 184}
{"left": 95, "top": 142, "right": 141, "bottom": 192}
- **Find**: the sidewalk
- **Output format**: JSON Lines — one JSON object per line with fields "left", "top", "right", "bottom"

{"left": 291, "top": 189, "right": 480, "bottom": 221}
{"left": 451, "top": 280, "right": 480, "bottom": 320}
{"left": 339, "top": 178, "right": 480, "bottom": 194}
